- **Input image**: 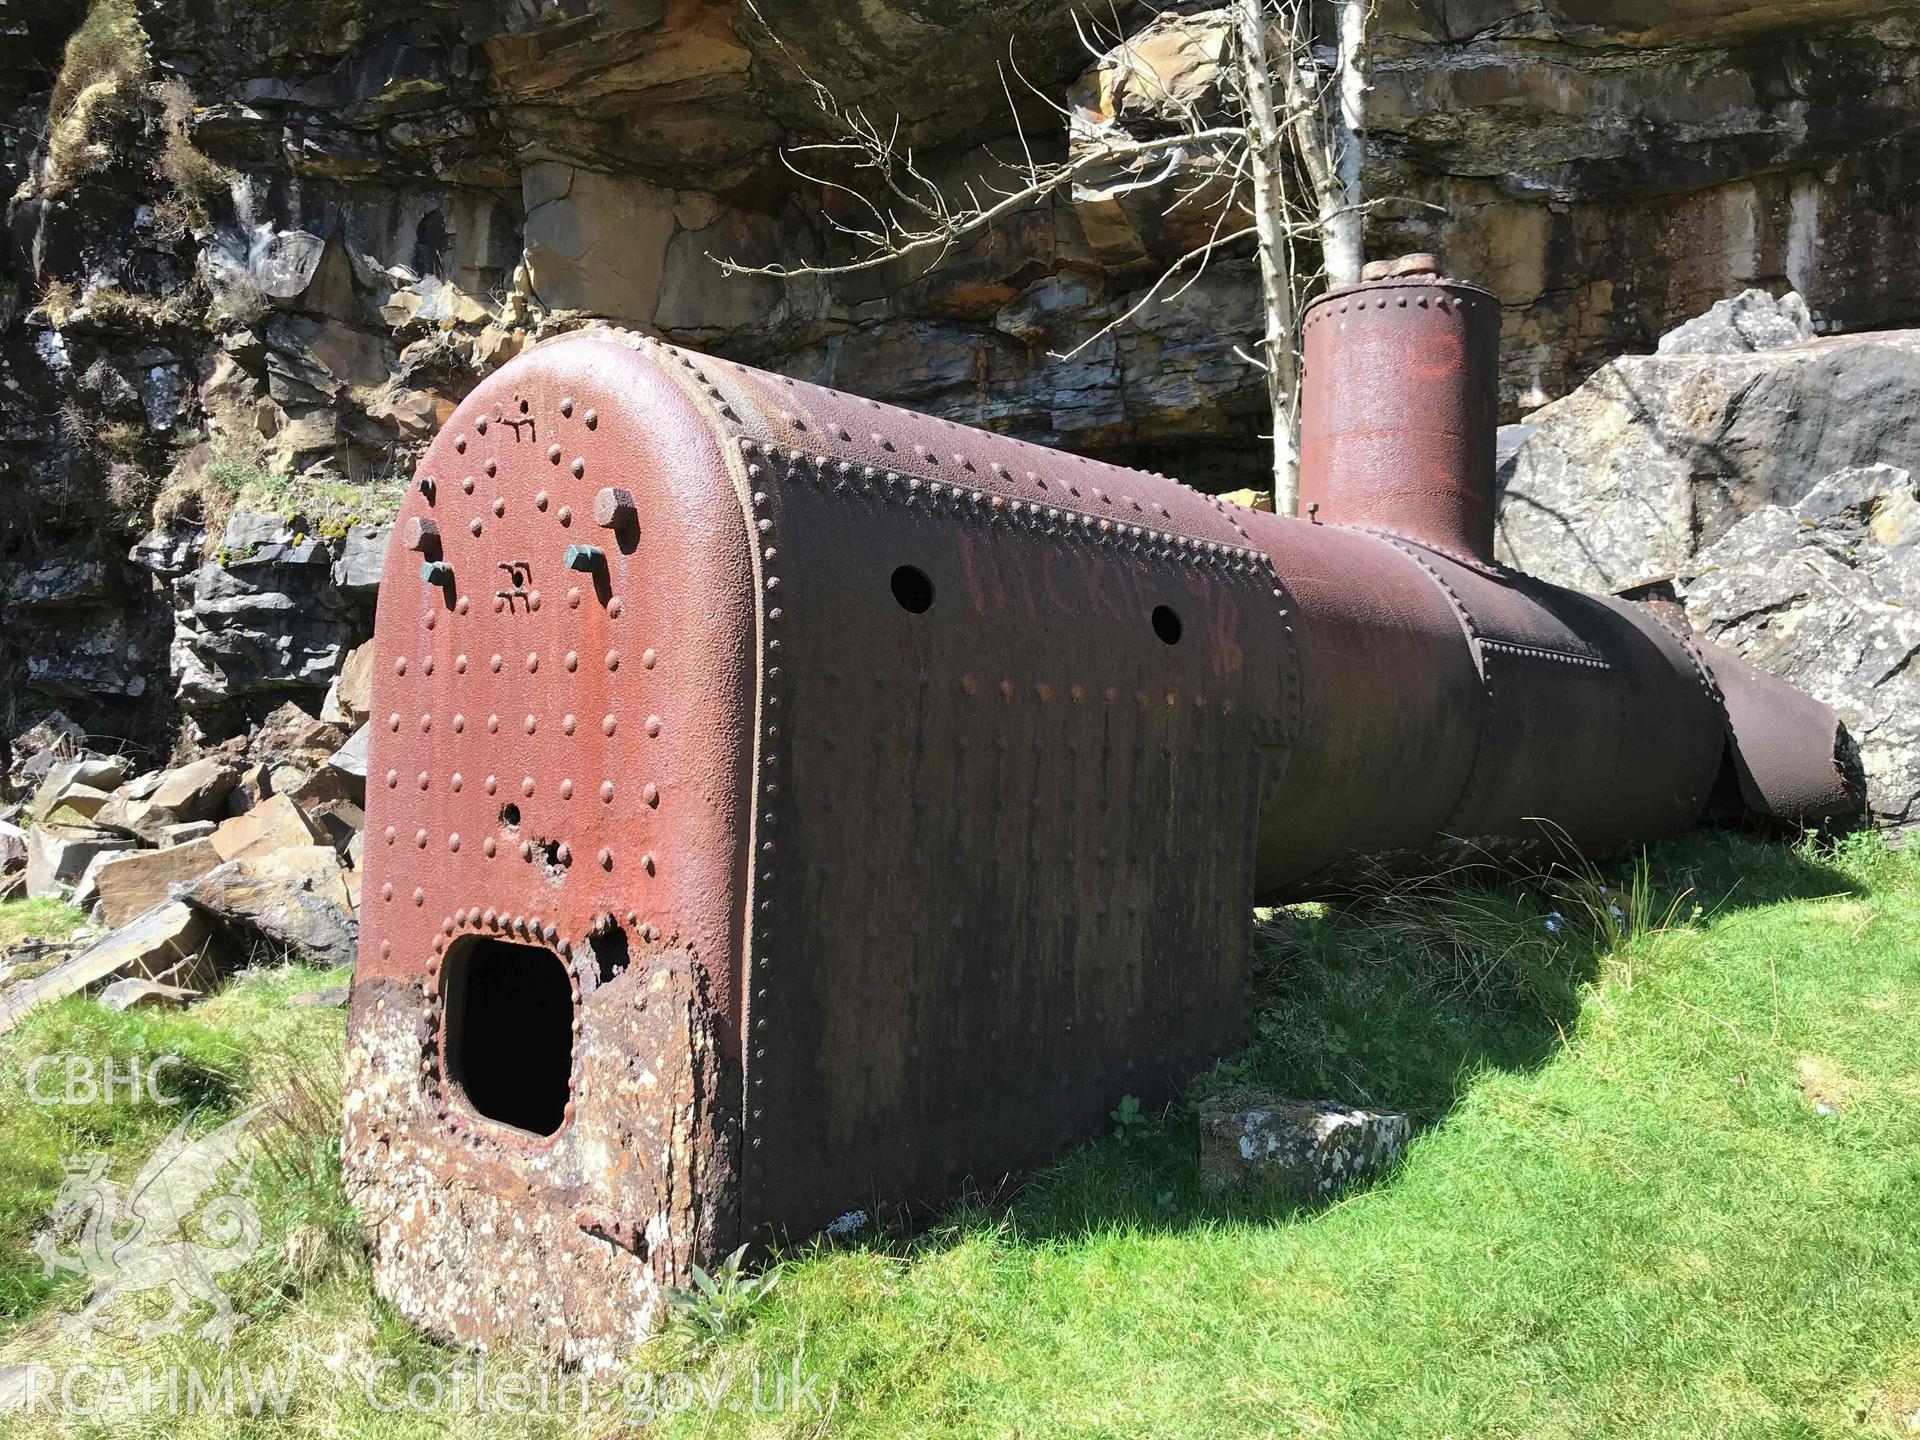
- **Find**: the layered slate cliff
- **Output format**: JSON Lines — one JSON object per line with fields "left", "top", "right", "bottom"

{"left": 5, "top": 0, "right": 1920, "bottom": 744}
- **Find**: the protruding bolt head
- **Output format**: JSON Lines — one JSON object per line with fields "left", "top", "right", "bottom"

{"left": 417, "top": 475, "right": 436, "bottom": 502}
{"left": 420, "top": 561, "right": 454, "bottom": 586}
{"left": 593, "top": 486, "right": 636, "bottom": 531}
{"left": 564, "top": 544, "right": 605, "bottom": 572}
{"left": 404, "top": 516, "right": 441, "bottom": 554}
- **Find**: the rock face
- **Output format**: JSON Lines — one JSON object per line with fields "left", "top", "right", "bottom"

{"left": 1196, "top": 1091, "right": 1412, "bottom": 1201}
{"left": 3, "top": 0, "right": 1919, "bottom": 742}
{"left": 1498, "top": 295, "right": 1920, "bottom": 829}
{"left": 1497, "top": 316, "right": 1920, "bottom": 595}
{"left": 3, "top": 2, "right": 1920, "bottom": 744}
{"left": 1684, "top": 466, "right": 1920, "bottom": 829}
{"left": 173, "top": 514, "right": 382, "bottom": 737}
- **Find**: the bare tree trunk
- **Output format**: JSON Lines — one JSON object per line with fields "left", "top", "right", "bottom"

{"left": 1321, "top": 0, "right": 1371, "bottom": 287}
{"left": 1236, "top": 0, "right": 1300, "bottom": 516}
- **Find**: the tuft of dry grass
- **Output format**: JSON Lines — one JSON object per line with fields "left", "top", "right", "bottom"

{"left": 152, "top": 77, "right": 232, "bottom": 233}
{"left": 35, "top": 279, "right": 77, "bottom": 327}
{"left": 40, "top": 0, "right": 149, "bottom": 194}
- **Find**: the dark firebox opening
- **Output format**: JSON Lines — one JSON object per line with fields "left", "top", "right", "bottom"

{"left": 442, "top": 938, "right": 575, "bottom": 1137}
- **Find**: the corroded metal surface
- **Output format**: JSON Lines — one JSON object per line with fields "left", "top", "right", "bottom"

{"left": 1298, "top": 263, "right": 1501, "bottom": 563}
{"left": 346, "top": 270, "right": 1861, "bottom": 1365}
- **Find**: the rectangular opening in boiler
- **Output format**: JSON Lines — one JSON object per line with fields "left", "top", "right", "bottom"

{"left": 441, "top": 937, "right": 576, "bottom": 1138}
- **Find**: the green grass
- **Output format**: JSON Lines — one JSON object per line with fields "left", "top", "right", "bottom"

{"left": 0, "top": 899, "right": 87, "bottom": 953}
{"left": 652, "top": 830, "right": 1920, "bottom": 1439}
{"left": 0, "top": 964, "right": 351, "bottom": 1333}
{"left": 0, "top": 831, "right": 1917, "bottom": 1436}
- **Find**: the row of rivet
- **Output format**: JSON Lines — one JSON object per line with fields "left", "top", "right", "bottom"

{"left": 1349, "top": 524, "right": 1515, "bottom": 581}
{"left": 1304, "top": 291, "right": 1478, "bottom": 324}
{"left": 1380, "top": 534, "right": 1489, "bottom": 712}
{"left": 741, "top": 440, "right": 1263, "bottom": 570}
{"left": 377, "top": 826, "right": 629, "bottom": 870}
{"left": 715, "top": 355, "right": 1188, "bottom": 522}
{"left": 741, "top": 422, "right": 790, "bottom": 1186}
{"left": 1478, "top": 639, "right": 1614, "bottom": 672}
{"left": 384, "top": 710, "right": 631, "bottom": 736}
{"left": 660, "top": 343, "right": 743, "bottom": 426}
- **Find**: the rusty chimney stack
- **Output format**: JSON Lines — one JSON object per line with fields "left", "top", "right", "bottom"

{"left": 1298, "top": 253, "right": 1500, "bottom": 562}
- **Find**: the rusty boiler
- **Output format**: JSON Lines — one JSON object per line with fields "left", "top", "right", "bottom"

{"left": 344, "top": 262, "right": 1859, "bottom": 1365}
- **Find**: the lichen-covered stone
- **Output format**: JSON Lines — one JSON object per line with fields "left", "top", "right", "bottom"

{"left": 1196, "top": 1091, "right": 1411, "bottom": 1202}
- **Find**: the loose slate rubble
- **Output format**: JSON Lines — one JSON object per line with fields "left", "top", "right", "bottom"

{"left": 1196, "top": 1091, "right": 1412, "bottom": 1202}
{"left": 185, "top": 845, "right": 357, "bottom": 969}
{"left": 90, "top": 839, "right": 225, "bottom": 928}
{"left": 98, "top": 977, "right": 202, "bottom": 1012}
{"left": 0, "top": 901, "right": 214, "bottom": 1036}
{"left": 3, "top": 689, "right": 369, "bottom": 1018}
{"left": 25, "top": 827, "right": 136, "bottom": 899}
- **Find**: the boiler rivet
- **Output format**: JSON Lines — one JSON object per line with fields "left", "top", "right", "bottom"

{"left": 601, "top": 781, "right": 615, "bottom": 803}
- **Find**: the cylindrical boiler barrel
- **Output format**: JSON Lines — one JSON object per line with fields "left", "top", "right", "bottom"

{"left": 1298, "top": 261, "right": 1501, "bottom": 563}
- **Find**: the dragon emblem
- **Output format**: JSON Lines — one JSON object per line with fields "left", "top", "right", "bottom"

{"left": 32, "top": 1105, "right": 270, "bottom": 1347}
